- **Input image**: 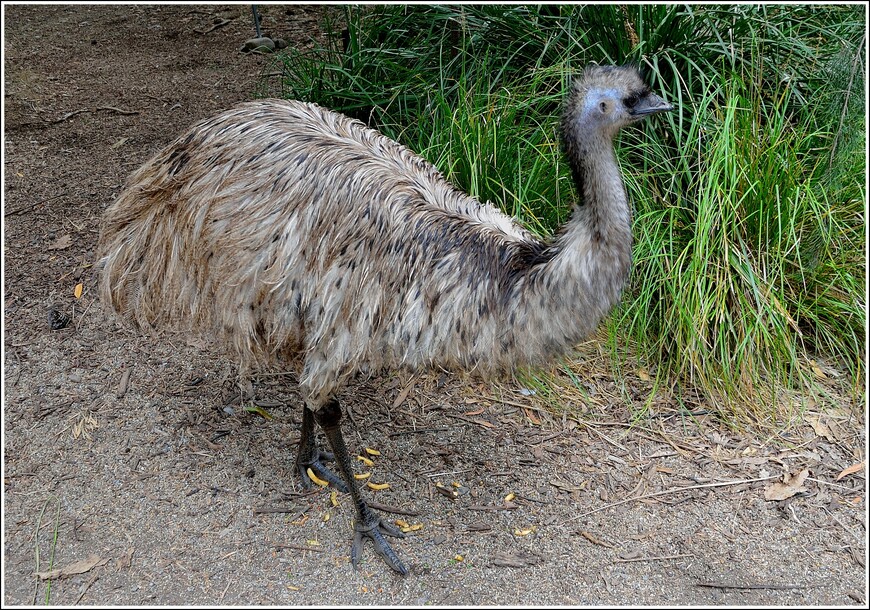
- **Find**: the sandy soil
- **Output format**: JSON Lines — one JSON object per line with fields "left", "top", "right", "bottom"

{"left": 3, "top": 4, "right": 866, "bottom": 606}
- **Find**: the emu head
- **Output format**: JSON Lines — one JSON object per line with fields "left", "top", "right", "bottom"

{"left": 562, "top": 64, "right": 672, "bottom": 142}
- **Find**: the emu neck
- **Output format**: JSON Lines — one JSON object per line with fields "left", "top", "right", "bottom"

{"left": 508, "top": 129, "right": 632, "bottom": 361}
{"left": 565, "top": 130, "right": 632, "bottom": 255}
{"left": 557, "top": 130, "right": 632, "bottom": 325}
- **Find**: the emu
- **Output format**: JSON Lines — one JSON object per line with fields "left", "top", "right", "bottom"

{"left": 97, "top": 65, "right": 672, "bottom": 575}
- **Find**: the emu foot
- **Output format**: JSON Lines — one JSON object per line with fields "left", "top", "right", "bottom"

{"left": 352, "top": 515, "right": 408, "bottom": 576}
{"left": 297, "top": 450, "right": 349, "bottom": 493}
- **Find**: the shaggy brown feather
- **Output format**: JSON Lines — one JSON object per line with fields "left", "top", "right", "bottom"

{"left": 98, "top": 65, "right": 670, "bottom": 408}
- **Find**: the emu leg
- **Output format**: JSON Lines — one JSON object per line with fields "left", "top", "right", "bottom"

{"left": 314, "top": 399, "right": 408, "bottom": 575}
{"left": 296, "top": 406, "right": 348, "bottom": 493}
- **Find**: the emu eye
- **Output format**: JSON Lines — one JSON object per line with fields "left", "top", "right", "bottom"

{"left": 624, "top": 94, "right": 639, "bottom": 109}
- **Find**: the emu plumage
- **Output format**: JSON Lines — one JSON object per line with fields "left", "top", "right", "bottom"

{"left": 97, "top": 64, "right": 671, "bottom": 575}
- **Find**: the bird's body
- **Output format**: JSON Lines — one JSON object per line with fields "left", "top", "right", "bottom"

{"left": 97, "top": 65, "right": 672, "bottom": 574}
{"left": 100, "top": 98, "right": 622, "bottom": 404}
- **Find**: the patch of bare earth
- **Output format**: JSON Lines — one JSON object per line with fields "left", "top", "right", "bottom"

{"left": 3, "top": 4, "right": 866, "bottom": 606}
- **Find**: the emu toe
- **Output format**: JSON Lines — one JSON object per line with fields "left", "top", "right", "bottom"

{"left": 297, "top": 450, "right": 349, "bottom": 493}
{"left": 351, "top": 516, "right": 408, "bottom": 576}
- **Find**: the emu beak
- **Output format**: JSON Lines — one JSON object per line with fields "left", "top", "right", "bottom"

{"left": 631, "top": 92, "right": 673, "bottom": 117}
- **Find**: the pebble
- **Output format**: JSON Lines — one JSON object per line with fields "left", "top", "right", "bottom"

{"left": 239, "top": 37, "right": 286, "bottom": 54}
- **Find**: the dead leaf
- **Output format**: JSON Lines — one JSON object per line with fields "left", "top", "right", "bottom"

{"left": 35, "top": 555, "right": 108, "bottom": 580}
{"left": 523, "top": 407, "right": 541, "bottom": 425}
{"left": 549, "top": 479, "right": 584, "bottom": 492}
{"left": 618, "top": 548, "right": 643, "bottom": 561}
{"left": 490, "top": 550, "right": 540, "bottom": 568}
{"left": 244, "top": 405, "right": 273, "bottom": 420}
{"left": 470, "top": 417, "right": 494, "bottom": 429}
{"left": 391, "top": 378, "right": 414, "bottom": 409}
{"left": 807, "top": 416, "right": 835, "bottom": 442}
{"left": 115, "top": 548, "right": 134, "bottom": 571}
{"left": 434, "top": 482, "right": 458, "bottom": 499}
{"left": 47, "top": 234, "right": 72, "bottom": 250}
{"left": 835, "top": 461, "right": 865, "bottom": 482}
{"left": 764, "top": 469, "right": 810, "bottom": 501}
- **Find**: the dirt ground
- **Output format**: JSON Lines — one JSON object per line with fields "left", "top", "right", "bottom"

{"left": 2, "top": 4, "right": 867, "bottom": 606}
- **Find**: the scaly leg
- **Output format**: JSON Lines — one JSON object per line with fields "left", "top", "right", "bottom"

{"left": 296, "top": 405, "right": 348, "bottom": 493}
{"left": 314, "top": 398, "right": 408, "bottom": 575}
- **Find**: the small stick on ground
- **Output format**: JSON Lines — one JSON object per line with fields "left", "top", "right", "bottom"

{"left": 4, "top": 194, "right": 66, "bottom": 217}
{"left": 51, "top": 106, "right": 139, "bottom": 124}
{"left": 569, "top": 475, "right": 779, "bottom": 521}
{"left": 388, "top": 426, "right": 450, "bottom": 437}
{"left": 96, "top": 106, "right": 139, "bottom": 115}
{"left": 116, "top": 368, "right": 132, "bottom": 398}
{"left": 271, "top": 542, "right": 324, "bottom": 553}
{"left": 194, "top": 18, "right": 234, "bottom": 35}
{"left": 51, "top": 108, "right": 91, "bottom": 123}
{"left": 367, "top": 500, "right": 420, "bottom": 516}
{"left": 615, "top": 552, "right": 694, "bottom": 563}
{"left": 75, "top": 574, "right": 99, "bottom": 604}
{"left": 253, "top": 506, "right": 305, "bottom": 515}
{"left": 218, "top": 578, "right": 233, "bottom": 603}
{"left": 467, "top": 504, "right": 518, "bottom": 512}
{"left": 444, "top": 413, "right": 494, "bottom": 430}
{"left": 696, "top": 581, "right": 812, "bottom": 590}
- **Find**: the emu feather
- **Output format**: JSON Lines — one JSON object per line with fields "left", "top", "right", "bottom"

{"left": 97, "top": 64, "right": 672, "bottom": 574}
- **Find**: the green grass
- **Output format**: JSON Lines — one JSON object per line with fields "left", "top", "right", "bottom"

{"left": 33, "top": 496, "right": 61, "bottom": 604}
{"left": 260, "top": 5, "right": 865, "bottom": 430}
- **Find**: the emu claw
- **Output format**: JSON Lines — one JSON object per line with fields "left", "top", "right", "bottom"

{"left": 297, "top": 451, "right": 349, "bottom": 493}
{"left": 351, "top": 519, "right": 408, "bottom": 576}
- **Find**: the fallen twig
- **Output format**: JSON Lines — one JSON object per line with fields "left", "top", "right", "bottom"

{"left": 645, "top": 428, "right": 695, "bottom": 458}
{"left": 579, "top": 530, "right": 614, "bottom": 548}
{"left": 194, "top": 17, "right": 234, "bottom": 35}
{"left": 51, "top": 106, "right": 138, "bottom": 124}
{"left": 74, "top": 573, "right": 99, "bottom": 604}
{"left": 96, "top": 105, "right": 139, "bottom": 115}
{"left": 51, "top": 108, "right": 90, "bottom": 123}
{"left": 367, "top": 500, "right": 420, "bottom": 516}
{"left": 116, "top": 368, "right": 132, "bottom": 399}
{"left": 271, "top": 542, "right": 324, "bottom": 553}
{"left": 218, "top": 578, "right": 233, "bottom": 603}
{"left": 696, "top": 581, "right": 812, "bottom": 590}
{"left": 481, "top": 394, "right": 550, "bottom": 414}
{"left": 444, "top": 413, "right": 494, "bottom": 429}
{"left": 388, "top": 426, "right": 450, "bottom": 437}
{"left": 253, "top": 506, "right": 305, "bottom": 515}
{"left": 4, "top": 194, "right": 66, "bottom": 217}
{"left": 582, "top": 422, "right": 630, "bottom": 453}
{"left": 615, "top": 552, "right": 695, "bottom": 563}
{"left": 569, "top": 475, "right": 779, "bottom": 521}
